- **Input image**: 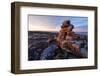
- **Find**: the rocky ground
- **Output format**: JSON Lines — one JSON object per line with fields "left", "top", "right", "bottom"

{"left": 28, "top": 31, "right": 88, "bottom": 61}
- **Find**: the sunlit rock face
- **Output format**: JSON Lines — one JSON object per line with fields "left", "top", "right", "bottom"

{"left": 57, "top": 20, "right": 75, "bottom": 46}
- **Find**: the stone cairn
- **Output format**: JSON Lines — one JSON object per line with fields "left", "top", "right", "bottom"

{"left": 56, "top": 20, "right": 85, "bottom": 58}
{"left": 56, "top": 20, "right": 74, "bottom": 47}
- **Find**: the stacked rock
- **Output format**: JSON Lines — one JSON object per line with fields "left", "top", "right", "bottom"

{"left": 56, "top": 20, "right": 74, "bottom": 47}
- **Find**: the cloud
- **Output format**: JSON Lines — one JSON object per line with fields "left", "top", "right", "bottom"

{"left": 29, "top": 15, "right": 57, "bottom": 31}
{"left": 29, "top": 15, "right": 88, "bottom": 32}
{"left": 73, "top": 25, "right": 88, "bottom": 32}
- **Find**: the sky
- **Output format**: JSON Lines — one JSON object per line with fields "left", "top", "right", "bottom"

{"left": 28, "top": 15, "right": 88, "bottom": 32}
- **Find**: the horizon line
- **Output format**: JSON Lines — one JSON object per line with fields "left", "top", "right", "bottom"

{"left": 28, "top": 30, "right": 88, "bottom": 33}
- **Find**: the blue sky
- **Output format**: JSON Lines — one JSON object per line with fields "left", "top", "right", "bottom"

{"left": 29, "top": 15, "right": 88, "bottom": 32}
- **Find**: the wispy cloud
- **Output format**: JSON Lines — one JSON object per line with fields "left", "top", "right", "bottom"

{"left": 73, "top": 25, "right": 88, "bottom": 32}
{"left": 29, "top": 15, "right": 88, "bottom": 32}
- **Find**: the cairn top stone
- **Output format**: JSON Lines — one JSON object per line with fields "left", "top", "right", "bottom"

{"left": 60, "top": 20, "right": 74, "bottom": 33}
